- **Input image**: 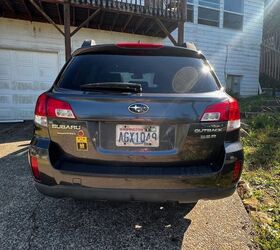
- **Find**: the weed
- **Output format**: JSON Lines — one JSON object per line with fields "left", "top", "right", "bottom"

{"left": 239, "top": 97, "right": 280, "bottom": 250}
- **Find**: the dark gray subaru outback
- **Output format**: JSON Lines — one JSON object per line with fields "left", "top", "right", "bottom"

{"left": 28, "top": 42, "right": 243, "bottom": 203}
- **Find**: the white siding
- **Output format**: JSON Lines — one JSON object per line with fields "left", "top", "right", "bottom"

{"left": 0, "top": 49, "right": 58, "bottom": 120}
{"left": 0, "top": 17, "right": 162, "bottom": 71}
{"left": 168, "top": 0, "right": 265, "bottom": 96}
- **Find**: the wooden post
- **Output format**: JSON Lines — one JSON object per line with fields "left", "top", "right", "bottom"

{"left": 178, "top": 0, "right": 186, "bottom": 46}
{"left": 155, "top": 18, "right": 177, "bottom": 46}
{"left": 64, "top": 0, "right": 71, "bottom": 61}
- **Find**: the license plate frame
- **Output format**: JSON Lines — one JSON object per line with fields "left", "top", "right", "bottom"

{"left": 116, "top": 124, "right": 160, "bottom": 147}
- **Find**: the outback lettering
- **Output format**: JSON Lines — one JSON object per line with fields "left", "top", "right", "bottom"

{"left": 194, "top": 128, "right": 223, "bottom": 133}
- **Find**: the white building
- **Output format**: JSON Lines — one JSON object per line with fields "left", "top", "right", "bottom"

{"left": 176, "top": 0, "right": 265, "bottom": 96}
{"left": 0, "top": 0, "right": 264, "bottom": 121}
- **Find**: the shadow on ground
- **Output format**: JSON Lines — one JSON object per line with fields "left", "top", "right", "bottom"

{"left": 0, "top": 123, "right": 194, "bottom": 249}
{"left": 0, "top": 121, "right": 33, "bottom": 143}
{"left": 0, "top": 122, "right": 252, "bottom": 250}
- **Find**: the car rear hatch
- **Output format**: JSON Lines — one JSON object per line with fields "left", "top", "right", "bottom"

{"left": 34, "top": 44, "right": 240, "bottom": 173}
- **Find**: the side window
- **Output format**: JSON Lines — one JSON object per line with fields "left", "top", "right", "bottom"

{"left": 198, "top": 0, "right": 220, "bottom": 27}
{"left": 223, "top": 0, "right": 244, "bottom": 30}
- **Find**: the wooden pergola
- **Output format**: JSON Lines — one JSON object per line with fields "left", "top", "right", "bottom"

{"left": 0, "top": 0, "right": 187, "bottom": 60}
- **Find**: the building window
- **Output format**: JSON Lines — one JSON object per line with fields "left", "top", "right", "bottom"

{"left": 224, "top": 0, "right": 244, "bottom": 30}
{"left": 187, "top": 0, "right": 194, "bottom": 23}
{"left": 198, "top": 0, "right": 220, "bottom": 27}
{"left": 226, "top": 75, "right": 242, "bottom": 94}
{"left": 199, "top": 0, "right": 220, "bottom": 9}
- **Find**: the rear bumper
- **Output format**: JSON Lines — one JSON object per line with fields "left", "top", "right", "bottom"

{"left": 29, "top": 137, "right": 243, "bottom": 202}
{"left": 35, "top": 182, "right": 236, "bottom": 203}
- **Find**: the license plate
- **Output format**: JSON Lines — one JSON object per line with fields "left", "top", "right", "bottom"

{"left": 116, "top": 125, "right": 159, "bottom": 147}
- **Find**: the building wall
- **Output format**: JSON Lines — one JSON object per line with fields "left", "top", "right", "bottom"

{"left": 168, "top": 0, "right": 265, "bottom": 96}
{"left": 0, "top": 17, "right": 161, "bottom": 70}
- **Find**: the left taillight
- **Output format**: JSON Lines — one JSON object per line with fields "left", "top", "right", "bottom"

{"left": 30, "top": 156, "right": 40, "bottom": 181}
{"left": 200, "top": 97, "right": 240, "bottom": 132}
{"left": 34, "top": 93, "right": 76, "bottom": 126}
{"left": 34, "top": 93, "right": 48, "bottom": 127}
{"left": 46, "top": 97, "right": 75, "bottom": 119}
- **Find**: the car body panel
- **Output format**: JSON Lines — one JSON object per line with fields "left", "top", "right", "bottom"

{"left": 29, "top": 43, "right": 243, "bottom": 202}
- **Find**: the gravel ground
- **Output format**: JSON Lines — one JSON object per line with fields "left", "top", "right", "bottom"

{"left": 0, "top": 122, "right": 253, "bottom": 250}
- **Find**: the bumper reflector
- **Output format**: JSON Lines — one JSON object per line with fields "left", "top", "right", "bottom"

{"left": 232, "top": 160, "right": 243, "bottom": 183}
{"left": 30, "top": 156, "right": 40, "bottom": 180}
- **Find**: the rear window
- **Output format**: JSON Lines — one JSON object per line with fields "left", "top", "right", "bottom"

{"left": 57, "top": 54, "right": 220, "bottom": 93}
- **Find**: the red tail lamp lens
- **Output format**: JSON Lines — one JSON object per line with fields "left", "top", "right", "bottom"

{"left": 30, "top": 156, "right": 40, "bottom": 180}
{"left": 200, "top": 97, "right": 241, "bottom": 131}
{"left": 232, "top": 160, "right": 243, "bottom": 183}
{"left": 35, "top": 93, "right": 48, "bottom": 116}
{"left": 46, "top": 97, "right": 75, "bottom": 119}
{"left": 228, "top": 97, "right": 240, "bottom": 121}
{"left": 201, "top": 101, "right": 229, "bottom": 122}
{"left": 34, "top": 93, "right": 76, "bottom": 126}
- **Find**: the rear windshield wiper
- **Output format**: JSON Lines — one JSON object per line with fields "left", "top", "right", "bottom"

{"left": 80, "top": 82, "right": 142, "bottom": 93}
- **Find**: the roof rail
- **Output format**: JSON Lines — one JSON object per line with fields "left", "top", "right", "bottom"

{"left": 81, "top": 40, "right": 96, "bottom": 48}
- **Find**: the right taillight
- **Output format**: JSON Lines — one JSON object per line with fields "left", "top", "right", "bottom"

{"left": 201, "top": 97, "right": 240, "bottom": 131}
{"left": 227, "top": 97, "right": 241, "bottom": 132}
{"left": 34, "top": 93, "right": 76, "bottom": 127}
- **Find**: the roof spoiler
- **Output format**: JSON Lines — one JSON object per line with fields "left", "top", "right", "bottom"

{"left": 81, "top": 40, "right": 96, "bottom": 48}
{"left": 185, "top": 42, "right": 198, "bottom": 51}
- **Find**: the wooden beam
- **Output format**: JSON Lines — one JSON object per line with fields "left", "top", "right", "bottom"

{"left": 134, "top": 18, "right": 145, "bottom": 34}
{"left": 22, "top": 0, "right": 32, "bottom": 21}
{"left": 70, "top": 8, "right": 101, "bottom": 37}
{"left": 28, "top": 0, "right": 64, "bottom": 36}
{"left": 86, "top": 8, "right": 90, "bottom": 28}
{"left": 155, "top": 18, "right": 177, "bottom": 45}
{"left": 122, "top": 14, "right": 133, "bottom": 32}
{"left": 72, "top": 5, "right": 75, "bottom": 26}
{"left": 98, "top": 11, "right": 105, "bottom": 29}
{"left": 40, "top": 0, "right": 64, "bottom": 3}
{"left": 154, "top": 21, "right": 172, "bottom": 36}
{"left": 56, "top": 3, "right": 62, "bottom": 25}
{"left": 64, "top": 0, "right": 71, "bottom": 61}
{"left": 144, "top": 21, "right": 155, "bottom": 35}
{"left": 3, "top": 0, "right": 15, "bottom": 14}
{"left": 111, "top": 13, "right": 119, "bottom": 31}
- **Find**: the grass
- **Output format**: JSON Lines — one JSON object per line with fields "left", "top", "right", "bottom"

{"left": 239, "top": 95, "right": 280, "bottom": 250}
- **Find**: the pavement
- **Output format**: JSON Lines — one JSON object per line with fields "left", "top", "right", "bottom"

{"left": 0, "top": 122, "right": 254, "bottom": 250}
